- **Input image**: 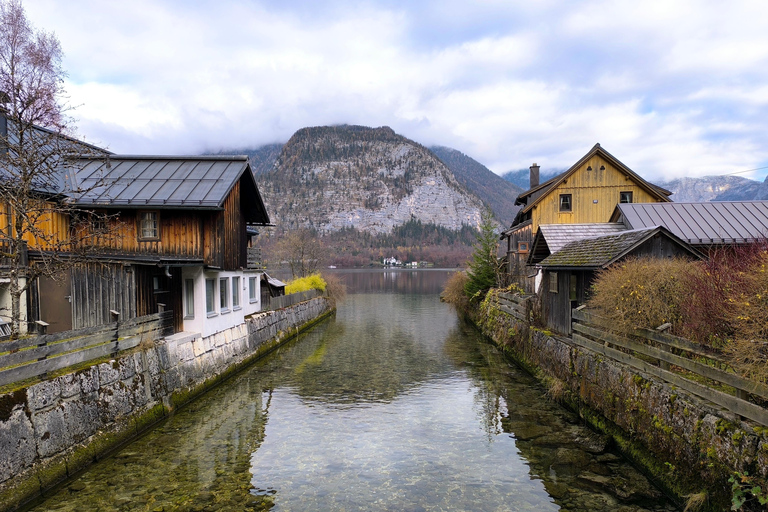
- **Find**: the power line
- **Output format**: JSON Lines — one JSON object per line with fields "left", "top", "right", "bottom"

{"left": 725, "top": 165, "right": 768, "bottom": 176}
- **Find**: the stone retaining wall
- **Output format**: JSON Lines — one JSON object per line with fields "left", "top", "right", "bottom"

{"left": 0, "top": 297, "right": 334, "bottom": 511}
{"left": 476, "top": 298, "right": 768, "bottom": 511}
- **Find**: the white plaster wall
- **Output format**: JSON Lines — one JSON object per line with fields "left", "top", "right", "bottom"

{"left": 180, "top": 267, "right": 262, "bottom": 338}
{"left": 0, "top": 278, "right": 27, "bottom": 334}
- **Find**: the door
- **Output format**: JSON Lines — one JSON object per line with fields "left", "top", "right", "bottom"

{"left": 38, "top": 274, "right": 72, "bottom": 333}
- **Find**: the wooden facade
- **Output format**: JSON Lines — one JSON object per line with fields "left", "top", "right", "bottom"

{"left": 502, "top": 144, "right": 671, "bottom": 290}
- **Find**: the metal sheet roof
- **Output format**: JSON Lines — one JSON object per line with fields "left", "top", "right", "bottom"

{"left": 73, "top": 155, "right": 252, "bottom": 208}
{"left": 614, "top": 201, "right": 768, "bottom": 245}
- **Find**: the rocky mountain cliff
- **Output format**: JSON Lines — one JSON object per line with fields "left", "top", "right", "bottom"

{"left": 255, "top": 125, "right": 486, "bottom": 235}
{"left": 660, "top": 175, "right": 768, "bottom": 202}
{"left": 429, "top": 146, "right": 522, "bottom": 226}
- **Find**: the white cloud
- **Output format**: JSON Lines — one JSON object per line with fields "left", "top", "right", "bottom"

{"left": 20, "top": 0, "right": 768, "bottom": 180}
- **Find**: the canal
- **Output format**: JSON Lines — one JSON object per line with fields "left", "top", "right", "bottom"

{"left": 29, "top": 270, "right": 677, "bottom": 512}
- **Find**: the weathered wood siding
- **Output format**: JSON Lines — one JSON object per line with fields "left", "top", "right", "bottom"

{"left": 533, "top": 155, "right": 663, "bottom": 233}
{"left": 204, "top": 180, "right": 246, "bottom": 269}
{"left": 71, "top": 262, "right": 136, "bottom": 329}
{"left": 0, "top": 200, "right": 70, "bottom": 250}
{"left": 542, "top": 270, "right": 593, "bottom": 335}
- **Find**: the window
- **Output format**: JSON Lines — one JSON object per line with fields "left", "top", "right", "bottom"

{"left": 205, "top": 278, "right": 216, "bottom": 315}
{"left": 559, "top": 194, "right": 572, "bottom": 212}
{"left": 185, "top": 279, "right": 195, "bottom": 318}
{"left": 549, "top": 271, "right": 558, "bottom": 293}
{"left": 232, "top": 276, "right": 240, "bottom": 309}
{"left": 220, "top": 277, "right": 229, "bottom": 312}
{"left": 249, "top": 277, "right": 257, "bottom": 303}
{"left": 139, "top": 211, "right": 159, "bottom": 240}
{"left": 620, "top": 191, "right": 633, "bottom": 204}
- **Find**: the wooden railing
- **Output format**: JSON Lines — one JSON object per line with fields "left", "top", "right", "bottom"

{"left": 493, "top": 291, "right": 534, "bottom": 322}
{"left": 0, "top": 311, "right": 174, "bottom": 387}
{"left": 247, "top": 247, "right": 264, "bottom": 270}
{"left": 572, "top": 308, "right": 768, "bottom": 427}
{"left": 264, "top": 289, "right": 322, "bottom": 311}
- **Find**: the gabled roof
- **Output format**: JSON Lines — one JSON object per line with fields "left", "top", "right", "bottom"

{"left": 514, "top": 143, "right": 672, "bottom": 213}
{"left": 611, "top": 201, "right": 768, "bottom": 245}
{"left": 528, "top": 223, "right": 626, "bottom": 264}
{"left": 72, "top": 155, "right": 271, "bottom": 224}
{"left": 538, "top": 226, "right": 702, "bottom": 269}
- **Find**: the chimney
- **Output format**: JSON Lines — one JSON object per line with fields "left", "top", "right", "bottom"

{"left": 529, "top": 163, "right": 540, "bottom": 189}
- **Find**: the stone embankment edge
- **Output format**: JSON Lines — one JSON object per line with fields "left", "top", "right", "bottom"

{"left": 0, "top": 297, "right": 335, "bottom": 512}
{"left": 472, "top": 295, "right": 768, "bottom": 512}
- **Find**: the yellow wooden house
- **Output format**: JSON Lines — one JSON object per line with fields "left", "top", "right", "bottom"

{"left": 501, "top": 143, "right": 672, "bottom": 288}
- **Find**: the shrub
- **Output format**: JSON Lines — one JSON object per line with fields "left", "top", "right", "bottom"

{"left": 321, "top": 272, "right": 347, "bottom": 305}
{"left": 441, "top": 270, "right": 470, "bottom": 313}
{"left": 588, "top": 257, "right": 693, "bottom": 335}
{"left": 285, "top": 273, "right": 326, "bottom": 294}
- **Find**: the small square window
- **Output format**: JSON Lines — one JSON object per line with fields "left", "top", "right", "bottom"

{"left": 232, "top": 276, "right": 240, "bottom": 308}
{"left": 549, "top": 271, "right": 558, "bottom": 293}
{"left": 620, "top": 191, "right": 633, "bottom": 204}
{"left": 220, "top": 278, "right": 229, "bottom": 312}
{"left": 249, "top": 277, "right": 257, "bottom": 303}
{"left": 185, "top": 279, "right": 195, "bottom": 318}
{"left": 559, "top": 194, "right": 572, "bottom": 212}
{"left": 139, "top": 211, "right": 159, "bottom": 240}
{"left": 205, "top": 278, "right": 216, "bottom": 315}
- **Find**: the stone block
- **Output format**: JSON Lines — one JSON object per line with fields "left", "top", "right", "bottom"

{"left": 117, "top": 357, "right": 136, "bottom": 381}
{"left": 58, "top": 373, "right": 81, "bottom": 399}
{"left": 27, "top": 380, "right": 61, "bottom": 411}
{"left": 98, "top": 381, "right": 135, "bottom": 422}
{"left": 0, "top": 406, "right": 36, "bottom": 484}
{"left": 97, "top": 361, "right": 120, "bottom": 387}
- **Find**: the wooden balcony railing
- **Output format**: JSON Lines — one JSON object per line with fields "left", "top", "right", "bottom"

{"left": 247, "top": 246, "right": 265, "bottom": 270}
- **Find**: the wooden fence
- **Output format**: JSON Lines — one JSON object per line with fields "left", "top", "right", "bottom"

{"left": 493, "top": 291, "right": 534, "bottom": 322}
{"left": 0, "top": 311, "right": 174, "bottom": 387}
{"left": 264, "top": 289, "right": 322, "bottom": 311}
{"left": 572, "top": 308, "right": 768, "bottom": 427}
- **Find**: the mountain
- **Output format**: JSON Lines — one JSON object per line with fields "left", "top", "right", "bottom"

{"left": 659, "top": 175, "right": 768, "bottom": 202}
{"left": 255, "top": 125, "right": 486, "bottom": 235}
{"left": 429, "top": 146, "right": 522, "bottom": 225}
{"left": 502, "top": 168, "right": 562, "bottom": 190}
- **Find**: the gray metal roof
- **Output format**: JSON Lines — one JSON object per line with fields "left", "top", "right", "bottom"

{"left": 613, "top": 201, "right": 768, "bottom": 245}
{"left": 73, "top": 155, "right": 253, "bottom": 208}
{"left": 538, "top": 223, "right": 627, "bottom": 253}
{"left": 538, "top": 227, "right": 687, "bottom": 269}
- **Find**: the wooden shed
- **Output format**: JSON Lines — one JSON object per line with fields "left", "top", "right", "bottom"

{"left": 537, "top": 226, "right": 703, "bottom": 335}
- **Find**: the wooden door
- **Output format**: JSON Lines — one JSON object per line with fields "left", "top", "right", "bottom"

{"left": 38, "top": 273, "right": 72, "bottom": 333}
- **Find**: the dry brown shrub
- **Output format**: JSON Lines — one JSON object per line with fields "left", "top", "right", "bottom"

{"left": 321, "top": 272, "right": 347, "bottom": 305}
{"left": 722, "top": 251, "right": 768, "bottom": 382}
{"left": 588, "top": 257, "right": 694, "bottom": 335}
{"left": 441, "top": 271, "right": 470, "bottom": 312}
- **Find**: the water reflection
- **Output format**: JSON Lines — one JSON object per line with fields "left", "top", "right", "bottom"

{"left": 27, "top": 270, "right": 676, "bottom": 512}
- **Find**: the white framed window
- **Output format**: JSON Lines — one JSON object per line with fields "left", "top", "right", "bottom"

{"left": 249, "top": 276, "right": 257, "bottom": 303}
{"left": 232, "top": 276, "right": 240, "bottom": 309}
{"left": 206, "top": 278, "right": 216, "bottom": 316}
{"left": 184, "top": 278, "right": 194, "bottom": 318}
{"left": 220, "top": 277, "right": 229, "bottom": 313}
{"left": 549, "top": 271, "right": 558, "bottom": 293}
{"left": 139, "top": 211, "right": 159, "bottom": 240}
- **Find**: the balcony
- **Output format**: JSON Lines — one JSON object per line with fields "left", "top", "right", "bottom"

{"left": 247, "top": 246, "right": 265, "bottom": 270}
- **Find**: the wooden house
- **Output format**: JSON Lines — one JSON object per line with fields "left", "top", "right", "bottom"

{"left": 536, "top": 226, "right": 702, "bottom": 335}
{"left": 12, "top": 154, "right": 272, "bottom": 336}
{"left": 501, "top": 144, "right": 671, "bottom": 290}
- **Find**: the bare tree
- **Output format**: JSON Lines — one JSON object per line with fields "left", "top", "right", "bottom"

{"left": 0, "top": 0, "right": 110, "bottom": 338}
{"left": 275, "top": 228, "right": 328, "bottom": 278}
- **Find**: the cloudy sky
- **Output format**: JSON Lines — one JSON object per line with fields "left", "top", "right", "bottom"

{"left": 23, "top": 0, "right": 768, "bottom": 181}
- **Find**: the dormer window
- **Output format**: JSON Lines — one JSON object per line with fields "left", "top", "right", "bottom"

{"left": 139, "top": 211, "right": 159, "bottom": 240}
{"left": 559, "top": 194, "right": 572, "bottom": 212}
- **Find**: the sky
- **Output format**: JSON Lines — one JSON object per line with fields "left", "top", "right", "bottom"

{"left": 23, "top": 0, "right": 768, "bottom": 182}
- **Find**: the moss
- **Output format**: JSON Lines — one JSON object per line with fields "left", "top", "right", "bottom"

{"left": 716, "top": 419, "right": 736, "bottom": 436}
{"left": 732, "top": 431, "right": 745, "bottom": 446}
{"left": 0, "top": 389, "right": 28, "bottom": 422}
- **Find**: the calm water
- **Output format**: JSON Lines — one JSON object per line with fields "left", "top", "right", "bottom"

{"left": 29, "top": 269, "right": 677, "bottom": 512}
